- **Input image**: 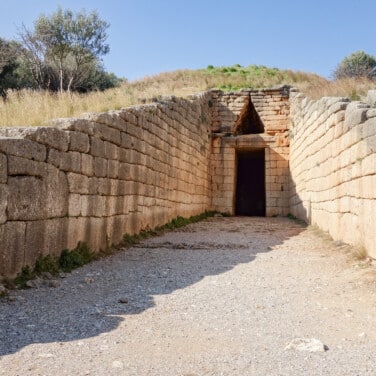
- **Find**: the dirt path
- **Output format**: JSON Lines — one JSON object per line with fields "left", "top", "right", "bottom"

{"left": 1, "top": 217, "right": 376, "bottom": 376}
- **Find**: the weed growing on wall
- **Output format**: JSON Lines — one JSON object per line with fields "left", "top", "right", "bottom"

{"left": 59, "top": 242, "right": 94, "bottom": 272}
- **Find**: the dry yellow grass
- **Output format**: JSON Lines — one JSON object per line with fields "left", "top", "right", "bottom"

{"left": 0, "top": 66, "right": 375, "bottom": 127}
{"left": 295, "top": 77, "right": 376, "bottom": 100}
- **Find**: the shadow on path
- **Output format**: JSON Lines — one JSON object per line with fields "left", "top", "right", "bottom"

{"left": 0, "top": 217, "right": 306, "bottom": 356}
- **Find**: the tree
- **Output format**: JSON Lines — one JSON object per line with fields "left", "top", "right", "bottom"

{"left": 20, "top": 7, "right": 110, "bottom": 93}
{"left": 0, "top": 37, "right": 34, "bottom": 98}
{"left": 333, "top": 51, "right": 376, "bottom": 79}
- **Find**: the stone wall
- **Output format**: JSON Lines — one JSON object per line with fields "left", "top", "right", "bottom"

{"left": 210, "top": 88, "right": 290, "bottom": 216}
{"left": 3, "top": 85, "right": 375, "bottom": 278}
{"left": 289, "top": 91, "right": 376, "bottom": 257}
{"left": 0, "top": 94, "right": 212, "bottom": 278}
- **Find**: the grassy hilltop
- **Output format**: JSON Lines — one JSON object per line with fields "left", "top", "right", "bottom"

{"left": 0, "top": 64, "right": 375, "bottom": 127}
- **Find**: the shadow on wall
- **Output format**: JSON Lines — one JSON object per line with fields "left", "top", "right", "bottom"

{"left": 211, "top": 96, "right": 265, "bottom": 136}
{"left": 0, "top": 217, "right": 306, "bottom": 357}
{"left": 289, "top": 171, "right": 310, "bottom": 223}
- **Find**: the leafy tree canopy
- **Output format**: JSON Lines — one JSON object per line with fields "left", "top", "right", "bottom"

{"left": 18, "top": 7, "right": 118, "bottom": 93}
{"left": 334, "top": 50, "right": 376, "bottom": 79}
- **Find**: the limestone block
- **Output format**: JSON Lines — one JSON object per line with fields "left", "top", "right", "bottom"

{"left": 119, "top": 110, "right": 138, "bottom": 126}
{"left": 118, "top": 163, "right": 131, "bottom": 180}
{"left": 106, "top": 196, "right": 126, "bottom": 216}
{"left": 45, "top": 165, "right": 69, "bottom": 218}
{"left": 118, "top": 148, "right": 130, "bottom": 163}
{"left": 341, "top": 213, "right": 360, "bottom": 245}
{"left": 107, "top": 215, "right": 129, "bottom": 245}
{"left": 94, "top": 157, "right": 108, "bottom": 177}
{"left": 46, "top": 217, "right": 69, "bottom": 257}
{"left": 88, "top": 111, "right": 128, "bottom": 132}
{"left": 365, "top": 90, "right": 376, "bottom": 107}
{"left": 124, "top": 122, "right": 143, "bottom": 139}
{"left": 87, "top": 217, "right": 108, "bottom": 251}
{"left": 66, "top": 216, "right": 90, "bottom": 250}
{"left": 89, "top": 177, "right": 100, "bottom": 195}
{"left": 366, "top": 109, "right": 376, "bottom": 119}
{"left": 68, "top": 194, "right": 82, "bottom": 217}
{"left": 69, "top": 131, "right": 90, "bottom": 153}
{"left": 95, "top": 178, "right": 109, "bottom": 195}
{"left": 361, "top": 199, "right": 376, "bottom": 258}
{"left": 0, "top": 184, "right": 8, "bottom": 224}
{"left": 80, "top": 195, "right": 106, "bottom": 217}
{"left": 108, "top": 160, "right": 119, "bottom": 179}
{"left": 366, "top": 134, "right": 376, "bottom": 155}
{"left": 360, "top": 175, "right": 376, "bottom": 199}
{"left": 7, "top": 176, "right": 45, "bottom": 220}
{"left": 328, "top": 101, "right": 349, "bottom": 115}
{"left": 26, "top": 127, "right": 69, "bottom": 152}
{"left": 52, "top": 118, "right": 95, "bottom": 135}
{"left": 7, "top": 156, "right": 46, "bottom": 177}
{"left": 0, "top": 153, "right": 6, "bottom": 183}
{"left": 0, "top": 138, "right": 46, "bottom": 162}
{"left": 48, "top": 148, "right": 64, "bottom": 169}
{"left": 90, "top": 136, "right": 106, "bottom": 158}
{"left": 93, "top": 123, "right": 121, "bottom": 146}
{"left": 110, "top": 180, "right": 127, "bottom": 196}
{"left": 25, "top": 218, "right": 69, "bottom": 264}
{"left": 344, "top": 102, "right": 368, "bottom": 130}
{"left": 120, "top": 133, "right": 135, "bottom": 150}
{"left": 362, "top": 118, "right": 376, "bottom": 139}
{"left": 67, "top": 172, "right": 90, "bottom": 194}
{"left": 104, "top": 141, "right": 120, "bottom": 160}
{"left": 81, "top": 153, "right": 94, "bottom": 176}
{"left": 0, "top": 221, "right": 26, "bottom": 278}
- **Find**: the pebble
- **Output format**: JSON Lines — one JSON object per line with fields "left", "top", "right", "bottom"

{"left": 0, "top": 284, "right": 8, "bottom": 296}
{"left": 112, "top": 360, "right": 124, "bottom": 369}
{"left": 84, "top": 277, "right": 95, "bottom": 284}
{"left": 285, "top": 338, "right": 329, "bottom": 352}
{"left": 25, "top": 278, "right": 43, "bottom": 289}
{"left": 49, "top": 280, "right": 61, "bottom": 288}
{"left": 41, "top": 272, "right": 53, "bottom": 280}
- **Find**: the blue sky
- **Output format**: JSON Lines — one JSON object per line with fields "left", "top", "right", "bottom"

{"left": 0, "top": 0, "right": 375, "bottom": 81}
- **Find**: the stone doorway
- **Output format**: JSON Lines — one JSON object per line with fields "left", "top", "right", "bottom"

{"left": 235, "top": 149, "right": 266, "bottom": 216}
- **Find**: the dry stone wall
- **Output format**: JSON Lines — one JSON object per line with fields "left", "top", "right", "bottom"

{"left": 0, "top": 94, "right": 212, "bottom": 278}
{"left": 289, "top": 91, "right": 376, "bottom": 257}
{"left": 2, "top": 85, "right": 375, "bottom": 278}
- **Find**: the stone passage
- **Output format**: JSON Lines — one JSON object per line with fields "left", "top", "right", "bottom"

{"left": 0, "top": 86, "right": 376, "bottom": 278}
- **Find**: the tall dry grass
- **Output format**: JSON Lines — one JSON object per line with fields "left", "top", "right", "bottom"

{"left": 295, "top": 77, "right": 376, "bottom": 100}
{"left": 0, "top": 66, "right": 375, "bottom": 127}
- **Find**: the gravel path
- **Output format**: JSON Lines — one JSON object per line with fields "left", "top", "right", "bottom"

{"left": 1, "top": 217, "right": 376, "bottom": 376}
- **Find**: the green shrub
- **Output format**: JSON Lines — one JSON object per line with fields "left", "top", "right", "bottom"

{"left": 59, "top": 242, "right": 94, "bottom": 272}
{"left": 14, "top": 266, "right": 34, "bottom": 288}
{"left": 34, "top": 255, "right": 60, "bottom": 275}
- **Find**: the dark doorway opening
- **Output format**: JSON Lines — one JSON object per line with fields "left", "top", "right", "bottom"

{"left": 235, "top": 149, "right": 266, "bottom": 216}
{"left": 233, "top": 98, "right": 264, "bottom": 135}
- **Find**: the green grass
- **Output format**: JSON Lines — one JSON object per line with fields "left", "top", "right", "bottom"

{"left": 4, "top": 242, "right": 96, "bottom": 289}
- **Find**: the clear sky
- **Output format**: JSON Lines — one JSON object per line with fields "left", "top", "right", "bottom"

{"left": 0, "top": 0, "right": 375, "bottom": 81}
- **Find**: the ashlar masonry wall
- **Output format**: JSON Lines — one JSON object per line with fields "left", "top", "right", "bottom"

{"left": 0, "top": 94, "right": 212, "bottom": 278}
{"left": 289, "top": 92, "right": 376, "bottom": 257}
{"left": 210, "top": 88, "right": 290, "bottom": 216}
